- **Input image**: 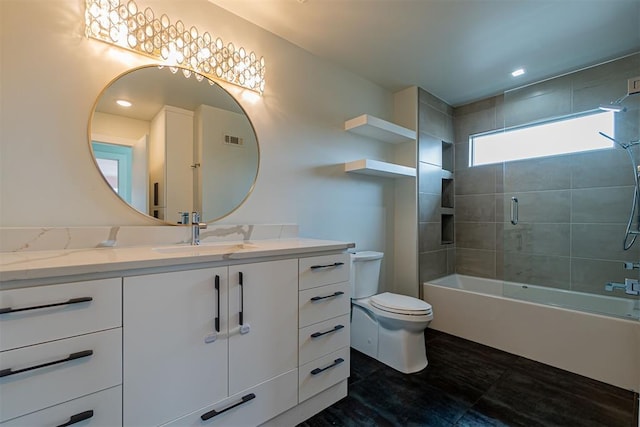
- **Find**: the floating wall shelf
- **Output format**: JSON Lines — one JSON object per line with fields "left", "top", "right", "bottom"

{"left": 344, "top": 114, "right": 416, "bottom": 144}
{"left": 344, "top": 159, "right": 416, "bottom": 178}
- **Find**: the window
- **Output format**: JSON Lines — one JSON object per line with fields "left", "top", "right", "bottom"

{"left": 92, "top": 141, "right": 133, "bottom": 202}
{"left": 470, "top": 111, "right": 615, "bottom": 167}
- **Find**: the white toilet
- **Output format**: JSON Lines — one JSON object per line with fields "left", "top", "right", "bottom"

{"left": 350, "top": 251, "right": 433, "bottom": 374}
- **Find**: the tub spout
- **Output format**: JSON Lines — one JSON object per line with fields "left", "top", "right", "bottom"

{"left": 605, "top": 279, "right": 640, "bottom": 296}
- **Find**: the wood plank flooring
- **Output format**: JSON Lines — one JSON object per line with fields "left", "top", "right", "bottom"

{"left": 299, "top": 329, "right": 638, "bottom": 427}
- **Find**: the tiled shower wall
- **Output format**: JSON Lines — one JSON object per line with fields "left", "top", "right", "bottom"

{"left": 417, "top": 88, "right": 455, "bottom": 287}
{"left": 452, "top": 53, "right": 640, "bottom": 296}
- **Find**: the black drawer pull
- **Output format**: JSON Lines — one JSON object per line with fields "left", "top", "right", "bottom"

{"left": 311, "top": 324, "right": 345, "bottom": 338}
{"left": 310, "top": 291, "right": 344, "bottom": 302}
{"left": 0, "top": 349, "right": 93, "bottom": 378}
{"left": 214, "top": 275, "right": 220, "bottom": 333}
{"left": 200, "top": 393, "right": 256, "bottom": 421}
{"left": 56, "top": 410, "right": 94, "bottom": 427}
{"left": 0, "top": 297, "right": 93, "bottom": 315}
{"left": 238, "top": 272, "right": 245, "bottom": 325}
{"left": 310, "top": 262, "right": 344, "bottom": 270}
{"left": 311, "top": 358, "right": 344, "bottom": 375}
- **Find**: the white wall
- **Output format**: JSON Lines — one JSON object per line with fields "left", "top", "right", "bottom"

{"left": 0, "top": 0, "right": 401, "bottom": 290}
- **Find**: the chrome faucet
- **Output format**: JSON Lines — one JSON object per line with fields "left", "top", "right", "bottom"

{"left": 191, "top": 212, "right": 208, "bottom": 245}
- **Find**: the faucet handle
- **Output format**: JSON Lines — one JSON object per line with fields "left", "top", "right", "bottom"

{"left": 623, "top": 261, "right": 640, "bottom": 270}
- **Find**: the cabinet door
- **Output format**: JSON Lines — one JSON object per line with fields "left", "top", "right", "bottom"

{"left": 228, "top": 260, "right": 298, "bottom": 395}
{"left": 123, "top": 267, "right": 227, "bottom": 427}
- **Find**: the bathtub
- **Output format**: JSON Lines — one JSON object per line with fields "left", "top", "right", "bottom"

{"left": 423, "top": 274, "right": 640, "bottom": 393}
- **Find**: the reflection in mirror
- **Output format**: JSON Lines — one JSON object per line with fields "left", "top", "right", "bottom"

{"left": 90, "top": 65, "right": 259, "bottom": 224}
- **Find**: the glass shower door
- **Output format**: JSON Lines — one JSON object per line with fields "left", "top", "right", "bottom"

{"left": 499, "top": 81, "right": 640, "bottom": 321}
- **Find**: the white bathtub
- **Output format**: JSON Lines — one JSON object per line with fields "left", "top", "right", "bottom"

{"left": 423, "top": 274, "right": 640, "bottom": 393}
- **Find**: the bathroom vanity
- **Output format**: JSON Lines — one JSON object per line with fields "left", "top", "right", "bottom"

{"left": 0, "top": 237, "right": 353, "bottom": 426}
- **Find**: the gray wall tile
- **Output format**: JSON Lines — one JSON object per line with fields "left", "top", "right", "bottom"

{"left": 503, "top": 75, "right": 572, "bottom": 127}
{"left": 418, "top": 162, "right": 444, "bottom": 195}
{"left": 418, "top": 132, "right": 442, "bottom": 166}
{"left": 419, "top": 250, "right": 448, "bottom": 283}
{"left": 502, "top": 253, "right": 570, "bottom": 289}
{"left": 503, "top": 156, "right": 571, "bottom": 192}
{"left": 455, "top": 222, "right": 496, "bottom": 250}
{"left": 455, "top": 248, "right": 495, "bottom": 278}
{"left": 456, "top": 194, "right": 496, "bottom": 222}
{"left": 419, "top": 222, "right": 442, "bottom": 252}
{"left": 419, "top": 193, "right": 440, "bottom": 222}
{"left": 502, "top": 191, "right": 571, "bottom": 223}
{"left": 501, "top": 223, "right": 570, "bottom": 256}
{"left": 571, "top": 187, "right": 635, "bottom": 223}
{"left": 571, "top": 223, "right": 637, "bottom": 260}
{"left": 571, "top": 258, "right": 637, "bottom": 298}
{"left": 455, "top": 165, "right": 498, "bottom": 195}
{"left": 571, "top": 147, "right": 637, "bottom": 189}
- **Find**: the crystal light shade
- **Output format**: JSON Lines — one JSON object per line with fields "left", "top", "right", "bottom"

{"left": 85, "top": 0, "right": 265, "bottom": 94}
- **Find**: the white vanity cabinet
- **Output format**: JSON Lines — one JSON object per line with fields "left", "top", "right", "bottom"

{"left": 123, "top": 259, "right": 299, "bottom": 427}
{"left": 0, "top": 238, "right": 354, "bottom": 427}
{"left": 0, "top": 278, "right": 122, "bottom": 425}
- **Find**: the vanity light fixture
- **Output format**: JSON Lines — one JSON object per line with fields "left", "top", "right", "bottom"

{"left": 84, "top": 0, "right": 265, "bottom": 94}
{"left": 511, "top": 68, "right": 525, "bottom": 77}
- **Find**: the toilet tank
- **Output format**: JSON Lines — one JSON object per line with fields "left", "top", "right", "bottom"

{"left": 350, "top": 251, "right": 384, "bottom": 299}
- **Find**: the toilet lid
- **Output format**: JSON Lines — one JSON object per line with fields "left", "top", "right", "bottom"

{"left": 370, "top": 292, "right": 432, "bottom": 315}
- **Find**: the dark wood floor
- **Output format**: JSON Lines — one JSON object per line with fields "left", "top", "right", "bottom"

{"left": 299, "top": 329, "right": 639, "bottom": 427}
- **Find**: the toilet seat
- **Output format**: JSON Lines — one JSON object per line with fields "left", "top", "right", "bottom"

{"left": 370, "top": 292, "right": 433, "bottom": 316}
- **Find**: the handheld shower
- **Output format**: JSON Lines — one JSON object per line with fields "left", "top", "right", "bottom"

{"left": 599, "top": 132, "right": 640, "bottom": 250}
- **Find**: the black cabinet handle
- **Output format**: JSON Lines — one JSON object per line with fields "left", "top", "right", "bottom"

{"left": 56, "top": 410, "right": 94, "bottom": 427}
{"left": 0, "top": 350, "right": 93, "bottom": 378}
{"left": 310, "top": 262, "right": 344, "bottom": 270}
{"left": 214, "top": 275, "right": 220, "bottom": 333}
{"left": 0, "top": 297, "right": 92, "bottom": 315}
{"left": 200, "top": 393, "right": 256, "bottom": 421}
{"left": 238, "top": 272, "right": 244, "bottom": 325}
{"left": 311, "top": 358, "right": 344, "bottom": 375}
{"left": 310, "top": 324, "right": 344, "bottom": 338}
{"left": 310, "top": 291, "right": 344, "bottom": 301}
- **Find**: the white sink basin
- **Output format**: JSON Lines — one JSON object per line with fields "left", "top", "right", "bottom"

{"left": 153, "top": 242, "right": 259, "bottom": 254}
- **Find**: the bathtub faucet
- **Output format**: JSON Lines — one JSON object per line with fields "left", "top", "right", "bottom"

{"left": 605, "top": 279, "right": 640, "bottom": 296}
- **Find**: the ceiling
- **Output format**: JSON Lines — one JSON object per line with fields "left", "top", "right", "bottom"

{"left": 208, "top": 0, "right": 640, "bottom": 107}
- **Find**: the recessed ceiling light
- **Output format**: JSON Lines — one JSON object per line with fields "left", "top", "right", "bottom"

{"left": 116, "top": 99, "right": 132, "bottom": 107}
{"left": 511, "top": 68, "right": 525, "bottom": 77}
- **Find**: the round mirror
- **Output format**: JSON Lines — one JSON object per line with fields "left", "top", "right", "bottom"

{"left": 89, "top": 65, "right": 259, "bottom": 224}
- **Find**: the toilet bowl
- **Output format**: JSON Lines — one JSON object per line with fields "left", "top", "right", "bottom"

{"left": 349, "top": 251, "right": 434, "bottom": 374}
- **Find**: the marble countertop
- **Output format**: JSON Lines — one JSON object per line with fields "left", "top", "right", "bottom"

{"left": 0, "top": 238, "right": 355, "bottom": 282}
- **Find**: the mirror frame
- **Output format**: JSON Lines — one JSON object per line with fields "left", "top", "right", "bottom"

{"left": 87, "top": 64, "right": 260, "bottom": 225}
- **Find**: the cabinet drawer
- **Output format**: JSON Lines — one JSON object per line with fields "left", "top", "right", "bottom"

{"left": 1, "top": 385, "right": 122, "bottom": 427}
{"left": 162, "top": 369, "right": 298, "bottom": 427}
{"left": 0, "top": 278, "right": 122, "bottom": 351}
{"left": 298, "top": 347, "right": 350, "bottom": 403}
{"left": 0, "top": 328, "right": 122, "bottom": 422}
{"left": 299, "top": 314, "right": 350, "bottom": 366}
{"left": 299, "top": 254, "right": 350, "bottom": 290}
{"left": 299, "top": 282, "right": 350, "bottom": 328}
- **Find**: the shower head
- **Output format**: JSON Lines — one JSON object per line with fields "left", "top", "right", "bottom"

{"left": 599, "top": 103, "right": 627, "bottom": 113}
